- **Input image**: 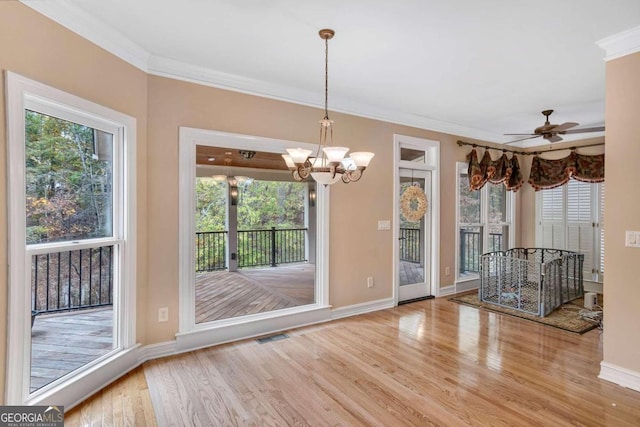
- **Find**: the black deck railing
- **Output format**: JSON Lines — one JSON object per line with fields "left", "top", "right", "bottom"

{"left": 31, "top": 245, "right": 114, "bottom": 318}
{"left": 400, "top": 228, "right": 421, "bottom": 263}
{"left": 196, "top": 228, "right": 307, "bottom": 272}
{"left": 238, "top": 227, "right": 307, "bottom": 268}
{"left": 459, "top": 230, "right": 503, "bottom": 274}
{"left": 196, "top": 231, "right": 227, "bottom": 271}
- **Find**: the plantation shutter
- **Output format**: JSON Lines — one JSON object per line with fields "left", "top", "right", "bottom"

{"left": 540, "top": 186, "right": 564, "bottom": 248}
{"left": 566, "top": 180, "right": 594, "bottom": 279}
{"left": 599, "top": 182, "right": 605, "bottom": 279}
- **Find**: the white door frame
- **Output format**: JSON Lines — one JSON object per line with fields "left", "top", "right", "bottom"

{"left": 393, "top": 135, "right": 440, "bottom": 305}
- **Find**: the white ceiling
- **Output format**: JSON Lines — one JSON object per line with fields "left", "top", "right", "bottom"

{"left": 23, "top": 0, "right": 640, "bottom": 146}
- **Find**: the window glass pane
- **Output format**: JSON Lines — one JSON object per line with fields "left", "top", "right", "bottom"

{"left": 488, "top": 224, "right": 509, "bottom": 252}
{"left": 25, "top": 110, "right": 113, "bottom": 244}
{"left": 459, "top": 226, "right": 482, "bottom": 276}
{"left": 488, "top": 184, "right": 507, "bottom": 223}
{"left": 459, "top": 173, "right": 481, "bottom": 224}
{"left": 400, "top": 147, "right": 425, "bottom": 163}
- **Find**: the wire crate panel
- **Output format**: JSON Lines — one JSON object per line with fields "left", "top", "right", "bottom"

{"left": 479, "top": 248, "right": 584, "bottom": 317}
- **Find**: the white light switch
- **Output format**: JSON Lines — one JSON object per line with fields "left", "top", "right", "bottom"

{"left": 625, "top": 231, "right": 640, "bottom": 247}
{"left": 378, "top": 220, "right": 391, "bottom": 230}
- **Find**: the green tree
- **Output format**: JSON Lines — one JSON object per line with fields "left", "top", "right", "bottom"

{"left": 25, "top": 110, "right": 112, "bottom": 244}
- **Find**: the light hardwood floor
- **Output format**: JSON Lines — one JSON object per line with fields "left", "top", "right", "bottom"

{"left": 66, "top": 297, "right": 640, "bottom": 426}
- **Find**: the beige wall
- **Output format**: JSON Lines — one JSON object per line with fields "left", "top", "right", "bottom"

{"left": 0, "top": 3, "right": 149, "bottom": 403}
{"left": 145, "top": 76, "right": 481, "bottom": 342}
{"left": 602, "top": 52, "right": 640, "bottom": 372}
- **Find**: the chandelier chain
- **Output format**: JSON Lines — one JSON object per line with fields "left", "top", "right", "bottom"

{"left": 324, "top": 36, "right": 329, "bottom": 120}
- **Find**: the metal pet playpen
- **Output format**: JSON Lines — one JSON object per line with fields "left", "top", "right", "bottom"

{"left": 479, "top": 248, "right": 584, "bottom": 317}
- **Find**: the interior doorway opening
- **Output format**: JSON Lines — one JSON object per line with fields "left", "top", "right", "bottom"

{"left": 194, "top": 146, "right": 317, "bottom": 323}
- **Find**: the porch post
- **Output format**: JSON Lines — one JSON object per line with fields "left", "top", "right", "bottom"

{"left": 227, "top": 183, "right": 238, "bottom": 272}
{"left": 306, "top": 182, "right": 317, "bottom": 264}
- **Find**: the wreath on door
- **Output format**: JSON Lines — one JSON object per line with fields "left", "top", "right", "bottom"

{"left": 400, "top": 185, "right": 428, "bottom": 222}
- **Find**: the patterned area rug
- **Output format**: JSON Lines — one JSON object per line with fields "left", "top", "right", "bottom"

{"left": 449, "top": 292, "right": 601, "bottom": 334}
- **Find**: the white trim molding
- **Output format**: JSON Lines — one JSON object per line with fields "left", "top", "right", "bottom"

{"left": 597, "top": 25, "right": 640, "bottom": 62}
{"left": 331, "top": 298, "right": 395, "bottom": 320}
{"left": 599, "top": 362, "right": 640, "bottom": 393}
{"left": 20, "top": 0, "right": 150, "bottom": 71}
{"left": 436, "top": 285, "right": 456, "bottom": 298}
{"left": 175, "top": 307, "right": 332, "bottom": 353}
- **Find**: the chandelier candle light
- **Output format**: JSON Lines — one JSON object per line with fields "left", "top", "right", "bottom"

{"left": 282, "top": 29, "right": 374, "bottom": 186}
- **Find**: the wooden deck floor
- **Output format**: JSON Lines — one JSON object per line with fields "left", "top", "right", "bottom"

{"left": 31, "top": 308, "right": 113, "bottom": 393}
{"left": 196, "top": 263, "right": 315, "bottom": 323}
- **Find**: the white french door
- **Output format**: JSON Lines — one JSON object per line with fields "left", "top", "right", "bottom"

{"left": 398, "top": 169, "right": 432, "bottom": 302}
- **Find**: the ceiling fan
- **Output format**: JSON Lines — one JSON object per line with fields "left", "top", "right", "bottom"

{"left": 505, "top": 109, "right": 605, "bottom": 144}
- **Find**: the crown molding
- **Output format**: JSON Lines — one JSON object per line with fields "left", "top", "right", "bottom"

{"left": 22, "top": 0, "right": 505, "bottom": 143}
{"left": 597, "top": 25, "right": 640, "bottom": 62}
{"left": 148, "top": 55, "right": 504, "bottom": 143}
{"left": 20, "top": 0, "right": 150, "bottom": 71}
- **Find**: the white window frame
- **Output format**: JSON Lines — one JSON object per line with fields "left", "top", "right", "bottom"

{"left": 535, "top": 181, "right": 604, "bottom": 283}
{"left": 5, "top": 72, "right": 137, "bottom": 405}
{"left": 455, "top": 162, "right": 515, "bottom": 282}
{"left": 176, "top": 127, "right": 332, "bottom": 352}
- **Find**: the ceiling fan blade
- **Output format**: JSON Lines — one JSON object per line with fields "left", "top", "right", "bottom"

{"left": 552, "top": 122, "right": 579, "bottom": 132}
{"left": 563, "top": 126, "right": 605, "bottom": 134}
{"left": 504, "top": 135, "right": 542, "bottom": 144}
{"left": 547, "top": 135, "right": 563, "bottom": 143}
{"left": 504, "top": 133, "right": 537, "bottom": 136}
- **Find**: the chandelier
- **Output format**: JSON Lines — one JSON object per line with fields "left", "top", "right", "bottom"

{"left": 282, "top": 29, "right": 374, "bottom": 186}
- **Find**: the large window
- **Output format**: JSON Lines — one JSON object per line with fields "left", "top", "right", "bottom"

{"left": 456, "top": 162, "right": 514, "bottom": 280}
{"left": 6, "top": 72, "right": 136, "bottom": 405}
{"left": 536, "top": 180, "right": 604, "bottom": 282}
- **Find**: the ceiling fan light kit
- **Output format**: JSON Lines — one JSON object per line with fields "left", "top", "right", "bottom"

{"left": 505, "top": 109, "right": 605, "bottom": 144}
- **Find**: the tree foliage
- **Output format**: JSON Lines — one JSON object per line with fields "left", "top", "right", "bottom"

{"left": 196, "top": 178, "right": 305, "bottom": 231}
{"left": 25, "top": 110, "right": 112, "bottom": 244}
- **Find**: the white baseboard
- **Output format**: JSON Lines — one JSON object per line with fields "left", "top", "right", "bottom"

{"left": 599, "top": 362, "right": 640, "bottom": 392}
{"left": 175, "top": 306, "right": 332, "bottom": 352}
{"left": 30, "top": 345, "right": 141, "bottom": 409}
{"left": 331, "top": 298, "right": 395, "bottom": 320}
{"left": 137, "top": 340, "right": 177, "bottom": 362}
{"left": 436, "top": 285, "right": 456, "bottom": 297}
{"left": 455, "top": 279, "right": 479, "bottom": 293}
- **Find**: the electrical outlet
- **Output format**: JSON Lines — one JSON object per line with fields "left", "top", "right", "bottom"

{"left": 367, "top": 277, "right": 374, "bottom": 288}
{"left": 158, "top": 307, "right": 169, "bottom": 322}
{"left": 445, "top": 266, "right": 451, "bottom": 276}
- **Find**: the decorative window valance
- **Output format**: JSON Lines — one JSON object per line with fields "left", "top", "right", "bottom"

{"left": 528, "top": 151, "right": 605, "bottom": 191}
{"left": 467, "top": 149, "right": 524, "bottom": 192}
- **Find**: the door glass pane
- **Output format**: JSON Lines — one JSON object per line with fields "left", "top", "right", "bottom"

{"left": 26, "top": 111, "right": 115, "bottom": 392}
{"left": 400, "top": 147, "right": 425, "bottom": 163}
{"left": 25, "top": 110, "right": 113, "bottom": 244}
{"left": 399, "top": 176, "right": 426, "bottom": 286}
